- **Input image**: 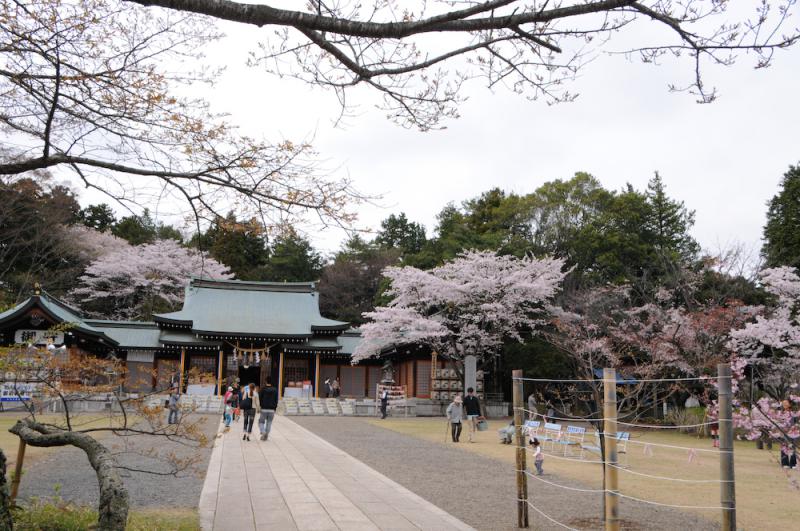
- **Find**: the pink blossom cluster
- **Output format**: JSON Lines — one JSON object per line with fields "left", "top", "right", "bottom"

{"left": 70, "top": 239, "right": 231, "bottom": 319}
{"left": 353, "top": 250, "right": 567, "bottom": 363}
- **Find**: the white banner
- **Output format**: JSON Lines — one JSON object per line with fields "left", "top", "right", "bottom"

{"left": 14, "top": 329, "right": 64, "bottom": 345}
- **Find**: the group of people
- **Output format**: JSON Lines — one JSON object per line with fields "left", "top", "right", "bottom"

{"left": 324, "top": 377, "right": 341, "bottom": 398}
{"left": 445, "top": 387, "right": 483, "bottom": 443}
{"left": 223, "top": 379, "right": 279, "bottom": 441}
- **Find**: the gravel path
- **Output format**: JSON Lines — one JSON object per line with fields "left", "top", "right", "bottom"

{"left": 17, "top": 414, "right": 220, "bottom": 509}
{"left": 292, "top": 417, "right": 717, "bottom": 531}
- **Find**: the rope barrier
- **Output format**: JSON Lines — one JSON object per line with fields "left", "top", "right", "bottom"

{"left": 613, "top": 491, "right": 733, "bottom": 510}
{"left": 520, "top": 499, "right": 580, "bottom": 531}
{"left": 519, "top": 469, "right": 606, "bottom": 493}
{"left": 595, "top": 433, "right": 730, "bottom": 453}
{"left": 608, "top": 464, "right": 734, "bottom": 483}
{"left": 512, "top": 376, "right": 718, "bottom": 383}
{"left": 514, "top": 408, "right": 718, "bottom": 429}
{"left": 518, "top": 446, "right": 733, "bottom": 483}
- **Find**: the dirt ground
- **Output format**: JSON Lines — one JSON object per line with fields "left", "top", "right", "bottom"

{"left": 292, "top": 416, "right": 718, "bottom": 530}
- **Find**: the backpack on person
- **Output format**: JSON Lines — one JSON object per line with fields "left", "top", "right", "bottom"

{"left": 240, "top": 393, "right": 253, "bottom": 410}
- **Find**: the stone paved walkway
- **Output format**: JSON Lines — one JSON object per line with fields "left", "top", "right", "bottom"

{"left": 199, "top": 416, "right": 474, "bottom": 531}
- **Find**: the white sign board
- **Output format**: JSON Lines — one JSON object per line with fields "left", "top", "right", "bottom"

{"left": 0, "top": 382, "right": 37, "bottom": 402}
{"left": 186, "top": 383, "right": 216, "bottom": 395}
{"left": 14, "top": 329, "right": 64, "bottom": 345}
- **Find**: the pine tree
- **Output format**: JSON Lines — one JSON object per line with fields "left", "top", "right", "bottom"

{"left": 763, "top": 164, "right": 800, "bottom": 268}
{"left": 645, "top": 173, "right": 699, "bottom": 263}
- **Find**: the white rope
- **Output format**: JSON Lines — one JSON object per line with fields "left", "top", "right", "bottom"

{"left": 515, "top": 408, "right": 718, "bottom": 430}
{"left": 521, "top": 447, "right": 610, "bottom": 464}
{"left": 596, "top": 433, "right": 731, "bottom": 453}
{"left": 513, "top": 376, "right": 718, "bottom": 383}
{"left": 518, "top": 469, "right": 606, "bottom": 493}
{"left": 518, "top": 446, "right": 732, "bottom": 483}
{"left": 520, "top": 499, "right": 580, "bottom": 531}
{"left": 607, "top": 464, "right": 733, "bottom": 483}
{"left": 613, "top": 491, "right": 733, "bottom": 510}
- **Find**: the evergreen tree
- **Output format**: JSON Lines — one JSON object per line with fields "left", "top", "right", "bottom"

{"left": 79, "top": 203, "right": 117, "bottom": 232}
{"left": 193, "top": 213, "right": 270, "bottom": 279}
{"left": 262, "top": 228, "right": 323, "bottom": 282}
{"left": 763, "top": 164, "right": 800, "bottom": 268}
{"left": 111, "top": 209, "right": 158, "bottom": 245}
{"left": 374, "top": 213, "right": 427, "bottom": 255}
{"left": 645, "top": 173, "right": 699, "bottom": 263}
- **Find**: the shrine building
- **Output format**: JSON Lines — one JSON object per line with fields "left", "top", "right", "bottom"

{"left": 0, "top": 278, "right": 446, "bottom": 400}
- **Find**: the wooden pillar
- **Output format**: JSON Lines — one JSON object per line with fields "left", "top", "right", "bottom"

{"left": 603, "top": 368, "right": 619, "bottom": 531}
{"left": 411, "top": 360, "right": 417, "bottom": 398}
{"left": 217, "top": 349, "right": 224, "bottom": 396}
{"left": 278, "top": 350, "right": 285, "bottom": 399}
{"left": 179, "top": 348, "right": 186, "bottom": 394}
{"left": 512, "top": 369, "right": 529, "bottom": 528}
{"left": 315, "top": 353, "right": 321, "bottom": 398}
{"left": 718, "top": 363, "right": 736, "bottom": 531}
{"left": 10, "top": 438, "right": 26, "bottom": 505}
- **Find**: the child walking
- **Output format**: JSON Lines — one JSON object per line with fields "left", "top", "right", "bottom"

{"left": 532, "top": 438, "right": 544, "bottom": 475}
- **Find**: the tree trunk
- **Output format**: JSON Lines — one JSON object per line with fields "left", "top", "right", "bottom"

{"left": 10, "top": 420, "right": 129, "bottom": 530}
{"left": 0, "top": 449, "right": 13, "bottom": 529}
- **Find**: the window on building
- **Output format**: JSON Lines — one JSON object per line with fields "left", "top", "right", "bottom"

{"left": 284, "top": 358, "right": 309, "bottom": 385}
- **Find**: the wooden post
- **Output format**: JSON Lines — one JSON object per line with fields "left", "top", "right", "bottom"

{"left": 603, "top": 368, "right": 619, "bottom": 531}
{"left": 512, "top": 369, "right": 529, "bottom": 528}
{"left": 278, "top": 350, "right": 285, "bottom": 399}
{"left": 217, "top": 349, "right": 224, "bottom": 396}
{"left": 718, "top": 363, "right": 736, "bottom": 531}
{"left": 315, "top": 353, "right": 321, "bottom": 398}
{"left": 10, "top": 438, "right": 26, "bottom": 504}
{"left": 179, "top": 348, "right": 186, "bottom": 394}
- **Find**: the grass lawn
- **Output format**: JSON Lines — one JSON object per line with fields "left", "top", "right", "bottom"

{"left": 0, "top": 411, "right": 130, "bottom": 468}
{"left": 13, "top": 502, "right": 199, "bottom": 530}
{"left": 370, "top": 417, "right": 800, "bottom": 530}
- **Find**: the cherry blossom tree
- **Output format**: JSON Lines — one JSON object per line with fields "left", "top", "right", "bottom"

{"left": 352, "top": 250, "right": 568, "bottom": 370}
{"left": 69, "top": 239, "right": 232, "bottom": 319}
{"left": 728, "top": 267, "right": 800, "bottom": 457}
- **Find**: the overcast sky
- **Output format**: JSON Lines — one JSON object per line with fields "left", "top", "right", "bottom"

{"left": 81, "top": 9, "right": 800, "bottom": 259}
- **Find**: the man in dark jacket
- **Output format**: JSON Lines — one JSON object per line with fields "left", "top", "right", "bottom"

{"left": 463, "top": 387, "right": 482, "bottom": 443}
{"left": 258, "top": 379, "right": 279, "bottom": 441}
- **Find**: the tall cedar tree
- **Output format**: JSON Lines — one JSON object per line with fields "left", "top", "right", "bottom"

{"left": 763, "top": 164, "right": 800, "bottom": 269}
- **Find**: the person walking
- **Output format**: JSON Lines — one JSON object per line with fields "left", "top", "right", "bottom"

{"left": 223, "top": 386, "right": 234, "bottom": 429}
{"left": 531, "top": 438, "right": 544, "bottom": 475}
{"left": 332, "top": 377, "right": 341, "bottom": 398}
{"left": 258, "top": 378, "right": 279, "bottom": 441}
{"left": 240, "top": 383, "right": 256, "bottom": 441}
{"left": 463, "top": 387, "right": 482, "bottom": 443}
{"left": 380, "top": 387, "right": 389, "bottom": 419}
{"left": 446, "top": 395, "right": 464, "bottom": 442}
{"left": 167, "top": 387, "right": 180, "bottom": 425}
{"left": 324, "top": 378, "right": 332, "bottom": 398}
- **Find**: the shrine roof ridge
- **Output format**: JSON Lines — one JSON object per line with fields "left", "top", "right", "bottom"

{"left": 189, "top": 277, "right": 319, "bottom": 293}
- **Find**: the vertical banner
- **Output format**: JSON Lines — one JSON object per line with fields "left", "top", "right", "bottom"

{"left": 464, "top": 355, "right": 477, "bottom": 395}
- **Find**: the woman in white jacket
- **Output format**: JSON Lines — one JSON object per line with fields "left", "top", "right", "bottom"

{"left": 446, "top": 395, "right": 464, "bottom": 442}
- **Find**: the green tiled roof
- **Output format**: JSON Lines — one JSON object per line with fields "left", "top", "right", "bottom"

{"left": 0, "top": 294, "right": 117, "bottom": 346}
{"left": 154, "top": 278, "right": 349, "bottom": 337}
{"left": 85, "top": 320, "right": 161, "bottom": 349}
{"left": 336, "top": 328, "right": 363, "bottom": 355}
